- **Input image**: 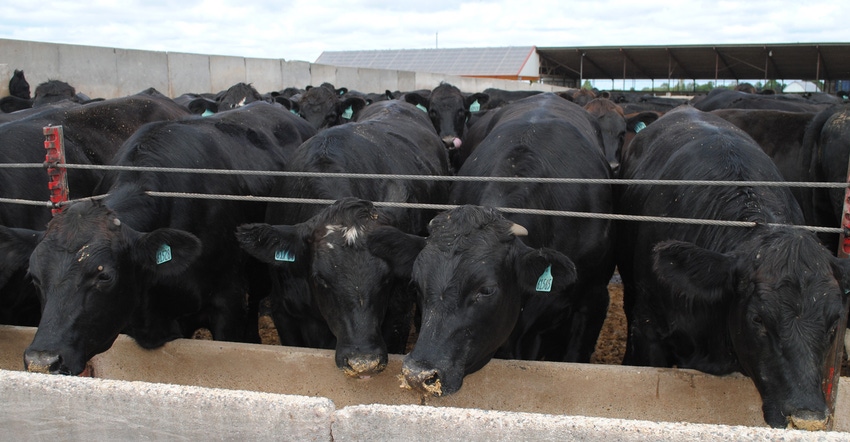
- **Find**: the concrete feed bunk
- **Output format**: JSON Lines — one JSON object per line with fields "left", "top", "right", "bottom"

{"left": 1, "top": 325, "right": 849, "bottom": 439}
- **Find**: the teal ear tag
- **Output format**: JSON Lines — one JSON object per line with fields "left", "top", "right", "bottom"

{"left": 469, "top": 100, "right": 480, "bottom": 112}
{"left": 416, "top": 103, "right": 428, "bottom": 113}
{"left": 634, "top": 121, "right": 647, "bottom": 133}
{"left": 342, "top": 106, "right": 353, "bottom": 120}
{"left": 290, "top": 109, "right": 299, "bottom": 115}
{"left": 274, "top": 249, "right": 295, "bottom": 262}
{"left": 156, "top": 244, "right": 172, "bottom": 265}
{"left": 536, "top": 265, "right": 553, "bottom": 292}
{"left": 201, "top": 109, "right": 215, "bottom": 117}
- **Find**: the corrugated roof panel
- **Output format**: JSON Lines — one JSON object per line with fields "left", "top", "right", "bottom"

{"left": 315, "top": 47, "right": 536, "bottom": 76}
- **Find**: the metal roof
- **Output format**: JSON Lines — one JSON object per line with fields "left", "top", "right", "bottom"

{"left": 315, "top": 47, "right": 536, "bottom": 78}
{"left": 536, "top": 43, "right": 850, "bottom": 83}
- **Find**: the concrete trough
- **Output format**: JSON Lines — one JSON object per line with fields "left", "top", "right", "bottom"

{"left": 1, "top": 325, "right": 849, "bottom": 440}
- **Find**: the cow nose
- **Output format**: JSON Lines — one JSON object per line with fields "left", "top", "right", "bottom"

{"left": 401, "top": 363, "right": 444, "bottom": 396}
{"left": 341, "top": 354, "right": 387, "bottom": 378}
{"left": 786, "top": 409, "right": 829, "bottom": 431}
{"left": 24, "top": 350, "right": 63, "bottom": 374}
{"left": 441, "top": 136, "right": 462, "bottom": 150}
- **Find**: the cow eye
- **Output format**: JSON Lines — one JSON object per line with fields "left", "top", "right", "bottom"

{"left": 477, "top": 286, "right": 498, "bottom": 298}
{"left": 96, "top": 269, "right": 114, "bottom": 283}
{"left": 751, "top": 314, "right": 763, "bottom": 327}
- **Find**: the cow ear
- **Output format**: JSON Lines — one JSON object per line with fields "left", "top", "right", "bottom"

{"left": 515, "top": 247, "right": 577, "bottom": 295}
{"left": 465, "top": 93, "right": 490, "bottom": 111}
{"left": 368, "top": 226, "right": 426, "bottom": 279}
{"left": 236, "top": 223, "right": 309, "bottom": 269}
{"left": 626, "top": 111, "right": 661, "bottom": 133}
{"left": 132, "top": 228, "right": 202, "bottom": 277}
{"left": 274, "top": 96, "right": 293, "bottom": 110}
{"left": 0, "top": 226, "right": 43, "bottom": 288}
{"left": 339, "top": 97, "right": 368, "bottom": 115}
{"left": 404, "top": 93, "right": 429, "bottom": 111}
{"left": 652, "top": 240, "right": 733, "bottom": 304}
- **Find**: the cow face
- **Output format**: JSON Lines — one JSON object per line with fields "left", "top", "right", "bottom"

{"left": 23, "top": 202, "right": 201, "bottom": 375}
{"left": 406, "top": 84, "right": 489, "bottom": 151}
{"left": 292, "top": 86, "right": 367, "bottom": 130}
{"left": 370, "top": 206, "right": 577, "bottom": 396}
{"left": 653, "top": 230, "right": 849, "bottom": 429}
{"left": 237, "top": 198, "right": 404, "bottom": 378}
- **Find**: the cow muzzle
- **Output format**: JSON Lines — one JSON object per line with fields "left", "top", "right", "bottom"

{"left": 786, "top": 409, "right": 829, "bottom": 431}
{"left": 340, "top": 353, "right": 387, "bottom": 379}
{"left": 442, "top": 136, "right": 462, "bottom": 150}
{"left": 400, "top": 359, "right": 444, "bottom": 396}
{"left": 24, "top": 350, "right": 65, "bottom": 375}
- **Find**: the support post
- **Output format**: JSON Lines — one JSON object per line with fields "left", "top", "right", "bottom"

{"left": 825, "top": 161, "right": 850, "bottom": 429}
{"left": 43, "top": 125, "right": 68, "bottom": 215}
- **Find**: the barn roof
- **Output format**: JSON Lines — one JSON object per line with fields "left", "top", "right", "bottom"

{"left": 531, "top": 43, "right": 849, "bottom": 83}
{"left": 316, "top": 43, "right": 850, "bottom": 85}
{"left": 315, "top": 47, "right": 538, "bottom": 79}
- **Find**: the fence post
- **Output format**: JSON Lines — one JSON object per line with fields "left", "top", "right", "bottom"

{"left": 825, "top": 166, "right": 850, "bottom": 429}
{"left": 43, "top": 125, "right": 68, "bottom": 215}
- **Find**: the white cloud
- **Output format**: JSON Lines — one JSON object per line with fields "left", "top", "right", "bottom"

{"left": 0, "top": 0, "right": 845, "bottom": 62}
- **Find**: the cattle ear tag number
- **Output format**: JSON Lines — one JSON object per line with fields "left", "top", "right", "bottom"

{"left": 156, "top": 244, "right": 172, "bottom": 265}
{"left": 275, "top": 249, "right": 296, "bottom": 262}
{"left": 342, "top": 106, "right": 354, "bottom": 120}
{"left": 416, "top": 104, "right": 428, "bottom": 113}
{"left": 634, "top": 121, "right": 647, "bottom": 133}
{"left": 469, "top": 100, "right": 480, "bottom": 112}
{"left": 536, "top": 265, "right": 553, "bottom": 292}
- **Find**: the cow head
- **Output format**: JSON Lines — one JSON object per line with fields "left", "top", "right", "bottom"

{"left": 369, "top": 205, "right": 577, "bottom": 396}
{"left": 584, "top": 98, "right": 660, "bottom": 166}
{"left": 23, "top": 201, "right": 201, "bottom": 375}
{"left": 217, "top": 82, "right": 263, "bottom": 111}
{"left": 405, "top": 83, "right": 489, "bottom": 151}
{"left": 237, "top": 198, "right": 407, "bottom": 378}
{"left": 291, "top": 85, "right": 368, "bottom": 130}
{"left": 653, "top": 229, "right": 850, "bottom": 429}
{"left": 10, "top": 69, "right": 31, "bottom": 100}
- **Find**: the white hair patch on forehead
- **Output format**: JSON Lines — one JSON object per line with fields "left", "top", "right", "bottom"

{"left": 323, "top": 224, "right": 362, "bottom": 246}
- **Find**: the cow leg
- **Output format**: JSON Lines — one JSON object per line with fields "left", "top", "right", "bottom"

{"left": 558, "top": 282, "right": 610, "bottom": 363}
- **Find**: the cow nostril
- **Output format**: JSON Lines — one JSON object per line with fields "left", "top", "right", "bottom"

{"left": 24, "top": 351, "right": 63, "bottom": 374}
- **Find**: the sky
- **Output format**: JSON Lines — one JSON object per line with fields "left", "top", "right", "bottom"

{"left": 0, "top": 0, "right": 846, "bottom": 64}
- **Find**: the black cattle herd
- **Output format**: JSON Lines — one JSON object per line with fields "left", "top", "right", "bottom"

{"left": 1, "top": 69, "right": 849, "bottom": 429}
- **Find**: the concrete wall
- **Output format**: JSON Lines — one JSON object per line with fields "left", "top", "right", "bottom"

{"left": 0, "top": 38, "right": 565, "bottom": 100}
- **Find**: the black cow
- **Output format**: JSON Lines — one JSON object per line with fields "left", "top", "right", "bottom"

{"left": 616, "top": 105, "right": 849, "bottom": 429}
{"left": 9, "top": 69, "right": 30, "bottom": 99}
{"left": 692, "top": 88, "right": 827, "bottom": 112}
{"left": 0, "top": 90, "right": 191, "bottom": 327}
{"left": 403, "top": 82, "right": 489, "bottom": 158}
{"left": 0, "top": 80, "right": 89, "bottom": 113}
{"left": 584, "top": 97, "right": 660, "bottom": 165}
{"left": 370, "top": 93, "right": 615, "bottom": 395}
{"left": 479, "top": 88, "right": 542, "bottom": 109}
{"left": 18, "top": 102, "right": 315, "bottom": 375}
{"left": 217, "top": 82, "right": 264, "bottom": 111}
{"left": 236, "top": 100, "right": 450, "bottom": 378}
{"left": 805, "top": 105, "right": 850, "bottom": 249}
{"left": 291, "top": 83, "right": 368, "bottom": 130}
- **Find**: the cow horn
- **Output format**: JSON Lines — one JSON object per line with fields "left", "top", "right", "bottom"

{"left": 510, "top": 223, "right": 528, "bottom": 237}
